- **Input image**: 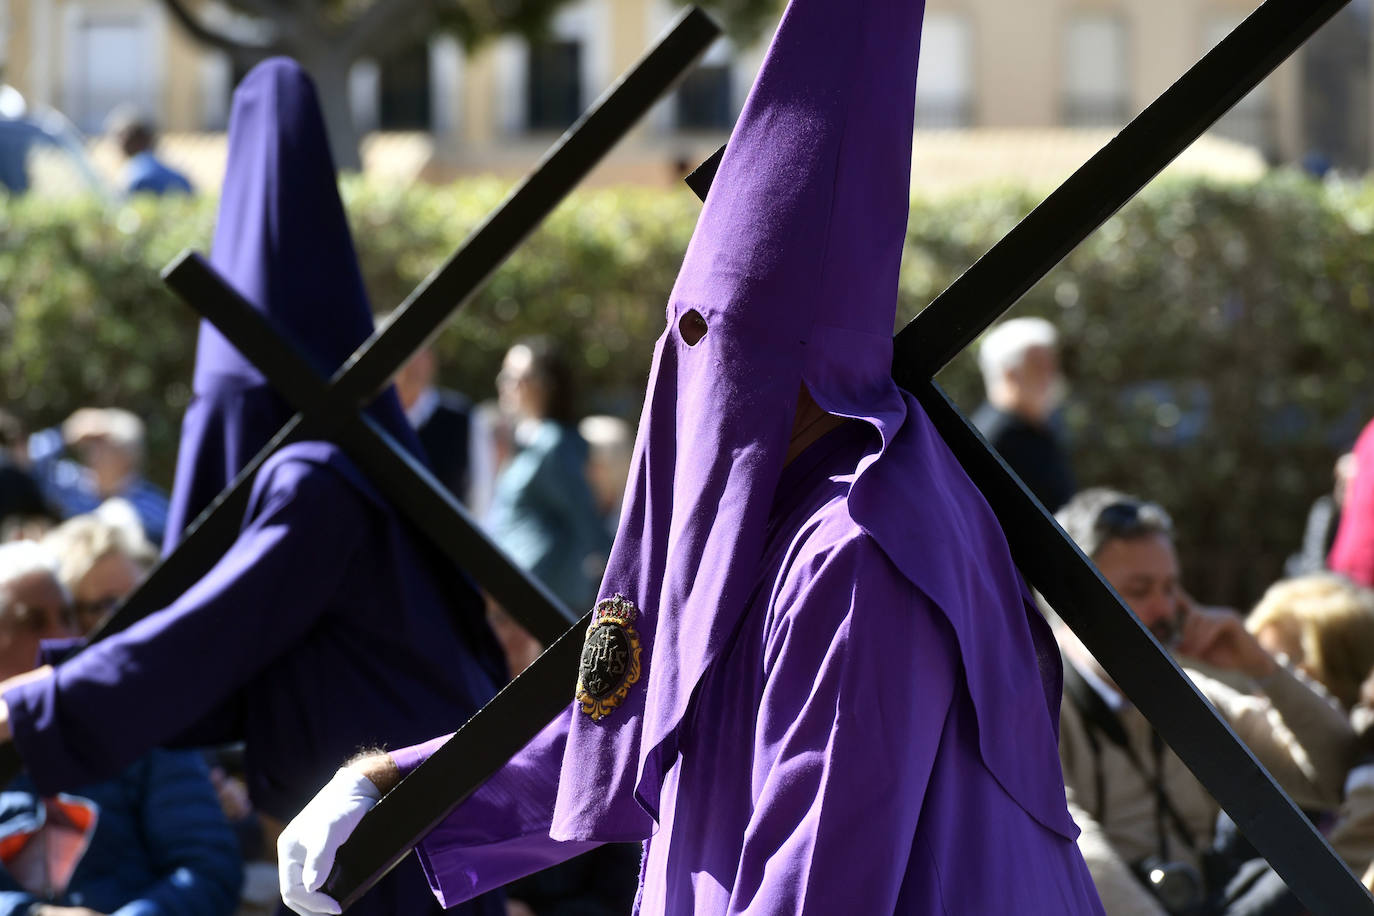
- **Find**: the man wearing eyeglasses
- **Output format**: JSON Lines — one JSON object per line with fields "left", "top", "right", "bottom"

{"left": 1050, "top": 488, "right": 1356, "bottom": 916}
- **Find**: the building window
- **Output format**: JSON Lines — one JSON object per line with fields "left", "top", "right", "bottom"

{"left": 66, "top": 13, "right": 156, "bottom": 134}
{"left": 379, "top": 43, "right": 432, "bottom": 130}
{"left": 1062, "top": 13, "right": 1129, "bottom": 126}
{"left": 1203, "top": 16, "right": 1273, "bottom": 151}
{"left": 915, "top": 13, "right": 973, "bottom": 128}
{"left": 527, "top": 39, "right": 582, "bottom": 131}
{"left": 675, "top": 64, "right": 732, "bottom": 130}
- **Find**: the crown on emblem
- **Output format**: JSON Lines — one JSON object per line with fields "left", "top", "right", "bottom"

{"left": 575, "top": 593, "right": 644, "bottom": 722}
{"left": 594, "top": 593, "right": 638, "bottom": 626}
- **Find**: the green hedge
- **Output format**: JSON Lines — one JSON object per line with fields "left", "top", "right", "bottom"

{"left": 4, "top": 172, "right": 1373, "bottom": 607}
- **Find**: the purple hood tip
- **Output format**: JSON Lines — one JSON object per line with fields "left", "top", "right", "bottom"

{"left": 164, "top": 57, "right": 419, "bottom": 550}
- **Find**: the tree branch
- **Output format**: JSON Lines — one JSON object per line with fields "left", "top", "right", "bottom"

{"left": 337, "top": 0, "right": 436, "bottom": 60}
{"left": 158, "top": 0, "right": 283, "bottom": 58}
{"left": 354, "top": 14, "right": 442, "bottom": 64}
{"left": 272, "top": 0, "right": 327, "bottom": 43}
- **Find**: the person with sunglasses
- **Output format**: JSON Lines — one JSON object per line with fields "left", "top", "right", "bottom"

{"left": 1050, "top": 488, "right": 1357, "bottom": 916}
{"left": 41, "top": 515, "right": 156, "bottom": 635}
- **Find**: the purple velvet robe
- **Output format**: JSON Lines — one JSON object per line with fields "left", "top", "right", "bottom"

{"left": 394, "top": 424, "right": 1104, "bottom": 913}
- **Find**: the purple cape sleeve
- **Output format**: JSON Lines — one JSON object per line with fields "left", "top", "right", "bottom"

{"left": 4, "top": 459, "right": 367, "bottom": 795}
{"left": 731, "top": 533, "right": 958, "bottom": 912}
{"left": 393, "top": 706, "right": 603, "bottom": 908}
{"left": 390, "top": 735, "right": 451, "bottom": 776}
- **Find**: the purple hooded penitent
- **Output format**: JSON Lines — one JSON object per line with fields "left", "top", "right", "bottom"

{"left": 162, "top": 58, "right": 420, "bottom": 550}
{"left": 394, "top": 0, "right": 1107, "bottom": 908}
{"left": 548, "top": 0, "right": 1081, "bottom": 841}
{"left": 4, "top": 59, "right": 505, "bottom": 916}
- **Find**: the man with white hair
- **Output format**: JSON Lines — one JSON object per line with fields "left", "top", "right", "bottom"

{"left": 0, "top": 543, "right": 70, "bottom": 682}
{"left": 973, "top": 316, "right": 1077, "bottom": 510}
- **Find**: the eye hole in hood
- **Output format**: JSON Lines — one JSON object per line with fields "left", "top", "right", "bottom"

{"left": 678, "top": 310, "right": 709, "bottom": 346}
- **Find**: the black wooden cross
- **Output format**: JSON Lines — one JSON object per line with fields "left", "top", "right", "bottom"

{"left": 310, "top": 0, "right": 1374, "bottom": 912}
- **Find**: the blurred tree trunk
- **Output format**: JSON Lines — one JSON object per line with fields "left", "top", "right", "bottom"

{"left": 156, "top": 0, "right": 424, "bottom": 171}
{"left": 156, "top": 0, "right": 777, "bottom": 173}
{"left": 293, "top": 47, "right": 363, "bottom": 171}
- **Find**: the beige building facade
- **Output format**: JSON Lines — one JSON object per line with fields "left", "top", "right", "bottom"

{"left": 2, "top": 0, "right": 214, "bottom": 133}
{"left": 917, "top": 0, "right": 1301, "bottom": 156}
{"left": 0, "top": 0, "right": 1345, "bottom": 181}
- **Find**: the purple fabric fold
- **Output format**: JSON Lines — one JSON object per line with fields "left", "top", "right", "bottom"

{"left": 401, "top": 423, "right": 1101, "bottom": 913}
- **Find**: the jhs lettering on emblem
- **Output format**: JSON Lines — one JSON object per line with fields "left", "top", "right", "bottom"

{"left": 576, "top": 594, "right": 643, "bottom": 721}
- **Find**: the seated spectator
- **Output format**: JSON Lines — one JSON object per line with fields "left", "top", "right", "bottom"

{"left": 1246, "top": 573, "right": 1374, "bottom": 711}
{"left": 41, "top": 515, "right": 156, "bottom": 633}
{"left": 0, "top": 544, "right": 71, "bottom": 683}
{"left": 1241, "top": 575, "right": 1374, "bottom": 885}
{"left": 973, "top": 317, "right": 1076, "bottom": 511}
{"left": 0, "top": 542, "right": 240, "bottom": 916}
{"left": 107, "top": 107, "right": 192, "bottom": 197}
{"left": 27, "top": 409, "right": 169, "bottom": 547}
{"left": 1051, "top": 488, "right": 1355, "bottom": 916}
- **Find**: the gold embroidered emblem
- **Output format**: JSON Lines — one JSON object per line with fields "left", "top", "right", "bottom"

{"left": 575, "top": 594, "right": 643, "bottom": 721}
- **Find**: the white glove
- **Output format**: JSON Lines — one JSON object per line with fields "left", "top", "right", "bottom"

{"left": 279, "top": 767, "right": 382, "bottom": 916}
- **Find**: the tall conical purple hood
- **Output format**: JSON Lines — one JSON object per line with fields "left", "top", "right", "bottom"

{"left": 550, "top": 0, "right": 1076, "bottom": 845}
{"left": 163, "top": 58, "right": 422, "bottom": 550}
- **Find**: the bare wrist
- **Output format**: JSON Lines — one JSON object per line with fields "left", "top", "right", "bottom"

{"left": 346, "top": 750, "right": 401, "bottom": 794}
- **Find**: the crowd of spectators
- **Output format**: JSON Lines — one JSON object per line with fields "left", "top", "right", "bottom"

{"left": 976, "top": 317, "right": 1374, "bottom": 915}
{"left": 6, "top": 310, "right": 1374, "bottom": 915}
